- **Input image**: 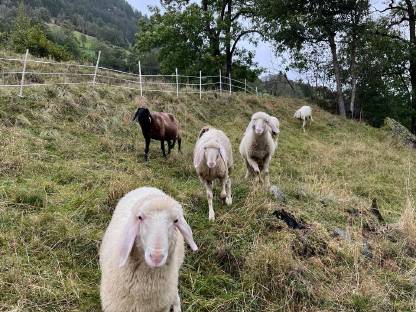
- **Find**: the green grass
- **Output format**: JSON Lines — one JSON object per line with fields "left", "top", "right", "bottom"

{"left": 0, "top": 85, "right": 415, "bottom": 311}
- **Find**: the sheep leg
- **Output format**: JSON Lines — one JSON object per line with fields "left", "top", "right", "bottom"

{"left": 263, "top": 157, "right": 272, "bottom": 188}
{"left": 169, "top": 139, "right": 176, "bottom": 154}
{"left": 225, "top": 177, "right": 232, "bottom": 206}
{"left": 247, "top": 157, "right": 261, "bottom": 182}
{"left": 161, "top": 140, "right": 167, "bottom": 159}
{"left": 302, "top": 118, "right": 306, "bottom": 132}
{"left": 244, "top": 159, "right": 254, "bottom": 179}
{"left": 144, "top": 137, "right": 150, "bottom": 161}
{"left": 247, "top": 157, "right": 260, "bottom": 174}
{"left": 171, "top": 294, "right": 181, "bottom": 312}
{"left": 220, "top": 177, "right": 227, "bottom": 201}
{"left": 204, "top": 180, "right": 215, "bottom": 221}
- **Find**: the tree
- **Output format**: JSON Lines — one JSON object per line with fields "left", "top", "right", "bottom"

{"left": 258, "top": 0, "right": 370, "bottom": 117}
{"left": 136, "top": 0, "right": 260, "bottom": 77}
{"left": 355, "top": 21, "right": 410, "bottom": 127}
{"left": 9, "top": 2, "right": 31, "bottom": 53}
{"left": 378, "top": 0, "right": 416, "bottom": 133}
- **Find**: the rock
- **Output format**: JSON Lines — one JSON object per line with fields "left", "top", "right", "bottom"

{"left": 384, "top": 117, "right": 416, "bottom": 148}
{"left": 362, "top": 240, "right": 373, "bottom": 259}
{"left": 370, "top": 198, "right": 386, "bottom": 224}
{"left": 270, "top": 185, "right": 285, "bottom": 202}
{"left": 272, "top": 209, "right": 308, "bottom": 229}
{"left": 332, "top": 228, "right": 351, "bottom": 241}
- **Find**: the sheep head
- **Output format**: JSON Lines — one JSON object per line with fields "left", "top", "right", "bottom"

{"left": 133, "top": 107, "right": 152, "bottom": 125}
{"left": 119, "top": 196, "right": 198, "bottom": 268}
{"left": 194, "top": 141, "right": 227, "bottom": 169}
{"left": 249, "top": 112, "right": 279, "bottom": 136}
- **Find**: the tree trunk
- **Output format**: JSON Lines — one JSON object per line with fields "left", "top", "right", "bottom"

{"left": 328, "top": 34, "right": 346, "bottom": 117}
{"left": 406, "top": 0, "right": 416, "bottom": 133}
{"left": 350, "top": 35, "right": 358, "bottom": 119}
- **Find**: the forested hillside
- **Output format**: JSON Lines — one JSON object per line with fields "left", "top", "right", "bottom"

{"left": 0, "top": 0, "right": 143, "bottom": 47}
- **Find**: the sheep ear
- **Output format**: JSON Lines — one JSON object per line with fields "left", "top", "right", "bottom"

{"left": 132, "top": 109, "right": 139, "bottom": 122}
{"left": 194, "top": 147, "right": 205, "bottom": 168}
{"left": 148, "top": 116, "right": 152, "bottom": 123}
{"left": 198, "top": 127, "right": 210, "bottom": 138}
{"left": 269, "top": 117, "right": 279, "bottom": 134}
{"left": 219, "top": 146, "right": 228, "bottom": 164}
{"left": 175, "top": 213, "right": 198, "bottom": 251}
{"left": 119, "top": 214, "right": 140, "bottom": 267}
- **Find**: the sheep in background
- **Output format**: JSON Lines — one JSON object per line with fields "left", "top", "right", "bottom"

{"left": 133, "top": 107, "right": 182, "bottom": 161}
{"left": 100, "top": 187, "right": 198, "bottom": 312}
{"left": 239, "top": 112, "right": 279, "bottom": 187}
{"left": 294, "top": 105, "right": 313, "bottom": 132}
{"left": 194, "top": 127, "right": 233, "bottom": 221}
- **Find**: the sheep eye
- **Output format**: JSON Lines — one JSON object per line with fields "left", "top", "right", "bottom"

{"left": 138, "top": 216, "right": 143, "bottom": 220}
{"left": 174, "top": 219, "right": 178, "bottom": 223}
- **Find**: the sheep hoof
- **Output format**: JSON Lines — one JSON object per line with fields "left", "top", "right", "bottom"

{"left": 220, "top": 192, "right": 227, "bottom": 200}
{"left": 208, "top": 212, "right": 215, "bottom": 221}
{"left": 225, "top": 197, "right": 232, "bottom": 206}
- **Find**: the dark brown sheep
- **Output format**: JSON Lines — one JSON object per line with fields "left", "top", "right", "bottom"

{"left": 133, "top": 107, "right": 181, "bottom": 161}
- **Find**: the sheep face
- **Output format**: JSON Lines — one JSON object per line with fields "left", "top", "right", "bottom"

{"left": 252, "top": 117, "right": 268, "bottom": 135}
{"left": 194, "top": 143, "right": 228, "bottom": 169}
{"left": 134, "top": 107, "right": 152, "bottom": 125}
{"left": 119, "top": 198, "right": 198, "bottom": 268}
{"left": 249, "top": 113, "right": 279, "bottom": 136}
{"left": 294, "top": 110, "right": 301, "bottom": 119}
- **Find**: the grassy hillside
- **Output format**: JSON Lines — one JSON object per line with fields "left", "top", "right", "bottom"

{"left": 0, "top": 85, "right": 415, "bottom": 311}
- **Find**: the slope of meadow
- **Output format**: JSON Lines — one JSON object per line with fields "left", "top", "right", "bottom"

{"left": 0, "top": 85, "right": 415, "bottom": 311}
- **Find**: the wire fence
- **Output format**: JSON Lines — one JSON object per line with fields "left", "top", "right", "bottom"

{"left": 0, "top": 50, "right": 259, "bottom": 98}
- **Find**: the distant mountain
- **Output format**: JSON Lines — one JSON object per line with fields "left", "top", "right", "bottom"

{"left": 0, "top": 0, "right": 144, "bottom": 47}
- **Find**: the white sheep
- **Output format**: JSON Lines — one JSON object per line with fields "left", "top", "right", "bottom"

{"left": 239, "top": 112, "right": 279, "bottom": 187}
{"left": 194, "top": 127, "right": 233, "bottom": 221}
{"left": 294, "top": 105, "right": 313, "bottom": 132}
{"left": 99, "top": 187, "right": 198, "bottom": 312}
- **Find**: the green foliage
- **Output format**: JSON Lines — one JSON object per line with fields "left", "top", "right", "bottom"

{"left": 135, "top": 1, "right": 260, "bottom": 80}
{"left": 9, "top": 4, "right": 70, "bottom": 61}
{"left": 1, "top": 0, "right": 144, "bottom": 47}
{"left": 355, "top": 22, "right": 411, "bottom": 127}
{"left": 136, "top": 6, "right": 212, "bottom": 75}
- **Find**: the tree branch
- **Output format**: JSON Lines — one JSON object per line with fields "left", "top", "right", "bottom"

{"left": 230, "top": 29, "right": 262, "bottom": 55}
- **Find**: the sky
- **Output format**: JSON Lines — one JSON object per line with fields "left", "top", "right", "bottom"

{"left": 127, "top": 0, "right": 385, "bottom": 80}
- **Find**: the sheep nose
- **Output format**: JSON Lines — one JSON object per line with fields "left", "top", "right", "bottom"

{"left": 207, "top": 161, "right": 216, "bottom": 168}
{"left": 255, "top": 128, "right": 264, "bottom": 134}
{"left": 149, "top": 252, "right": 164, "bottom": 266}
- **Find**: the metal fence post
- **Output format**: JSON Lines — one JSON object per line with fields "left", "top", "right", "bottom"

{"left": 199, "top": 70, "right": 202, "bottom": 99}
{"left": 256, "top": 86, "right": 258, "bottom": 97}
{"left": 229, "top": 73, "right": 232, "bottom": 94}
{"left": 219, "top": 70, "right": 222, "bottom": 94}
{"left": 18, "top": 49, "right": 29, "bottom": 97}
{"left": 139, "top": 60, "right": 143, "bottom": 97}
{"left": 92, "top": 50, "right": 101, "bottom": 85}
{"left": 176, "top": 68, "right": 179, "bottom": 97}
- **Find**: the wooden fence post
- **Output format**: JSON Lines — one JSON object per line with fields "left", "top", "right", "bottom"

{"left": 139, "top": 60, "right": 143, "bottom": 97}
{"left": 92, "top": 50, "right": 101, "bottom": 85}
{"left": 199, "top": 70, "right": 202, "bottom": 99}
{"left": 176, "top": 68, "right": 179, "bottom": 97}
{"left": 18, "top": 49, "right": 29, "bottom": 97}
